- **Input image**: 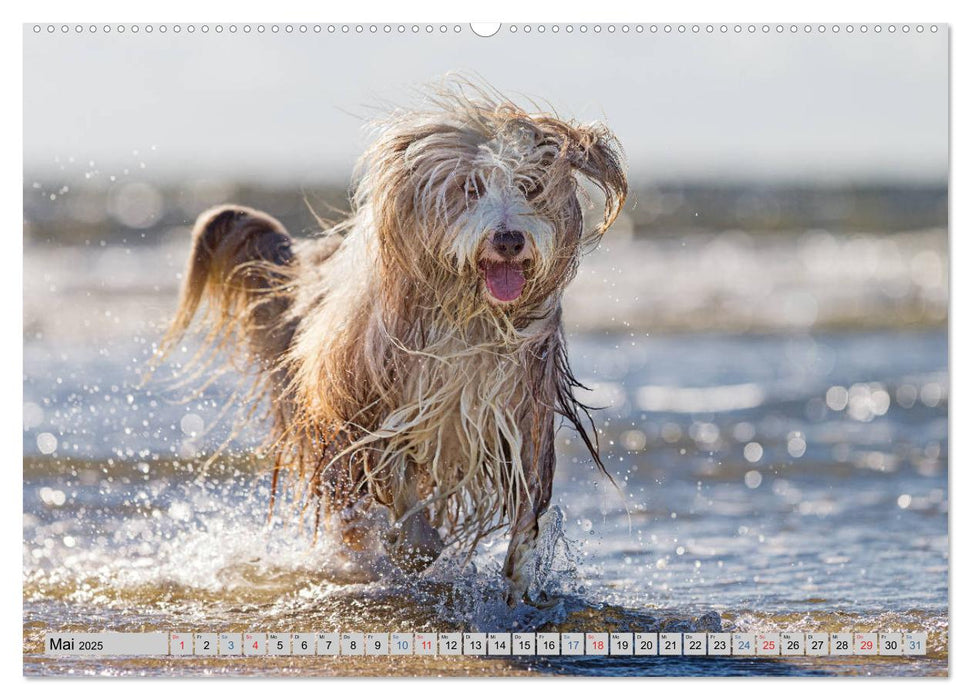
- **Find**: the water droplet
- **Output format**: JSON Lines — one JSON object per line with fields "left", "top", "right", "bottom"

{"left": 37, "top": 432, "right": 58, "bottom": 455}
{"left": 744, "top": 470, "right": 763, "bottom": 489}
{"left": 180, "top": 413, "right": 204, "bottom": 436}
{"left": 743, "top": 442, "right": 763, "bottom": 463}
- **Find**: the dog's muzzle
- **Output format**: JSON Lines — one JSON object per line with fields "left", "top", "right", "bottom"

{"left": 492, "top": 230, "right": 525, "bottom": 259}
{"left": 479, "top": 230, "right": 529, "bottom": 303}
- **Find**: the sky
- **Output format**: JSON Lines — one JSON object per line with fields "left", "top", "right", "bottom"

{"left": 23, "top": 24, "right": 949, "bottom": 184}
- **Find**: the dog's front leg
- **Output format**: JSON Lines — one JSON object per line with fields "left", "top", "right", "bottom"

{"left": 384, "top": 463, "right": 444, "bottom": 573}
{"left": 502, "top": 486, "right": 552, "bottom": 607}
{"left": 503, "top": 503, "right": 545, "bottom": 606}
{"left": 503, "top": 413, "right": 557, "bottom": 605}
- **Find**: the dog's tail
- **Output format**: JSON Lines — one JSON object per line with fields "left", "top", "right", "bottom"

{"left": 153, "top": 205, "right": 297, "bottom": 379}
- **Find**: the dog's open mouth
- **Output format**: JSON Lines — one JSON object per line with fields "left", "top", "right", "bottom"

{"left": 479, "top": 260, "right": 527, "bottom": 303}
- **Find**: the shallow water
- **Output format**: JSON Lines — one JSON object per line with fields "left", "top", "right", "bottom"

{"left": 23, "top": 232, "right": 948, "bottom": 676}
{"left": 23, "top": 318, "right": 948, "bottom": 676}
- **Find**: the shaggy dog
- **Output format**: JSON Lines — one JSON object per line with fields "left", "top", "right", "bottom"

{"left": 160, "top": 85, "right": 627, "bottom": 604}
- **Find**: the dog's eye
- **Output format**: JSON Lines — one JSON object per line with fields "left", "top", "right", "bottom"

{"left": 522, "top": 180, "right": 544, "bottom": 201}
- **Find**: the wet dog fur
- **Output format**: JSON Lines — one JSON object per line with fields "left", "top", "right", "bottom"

{"left": 159, "top": 83, "right": 627, "bottom": 604}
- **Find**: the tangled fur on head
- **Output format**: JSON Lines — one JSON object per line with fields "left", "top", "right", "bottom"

{"left": 156, "top": 80, "right": 627, "bottom": 601}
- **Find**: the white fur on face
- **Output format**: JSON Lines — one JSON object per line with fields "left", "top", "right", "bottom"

{"left": 448, "top": 183, "right": 555, "bottom": 269}
{"left": 426, "top": 130, "right": 560, "bottom": 274}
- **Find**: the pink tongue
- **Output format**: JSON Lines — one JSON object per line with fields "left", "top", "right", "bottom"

{"left": 484, "top": 262, "right": 526, "bottom": 302}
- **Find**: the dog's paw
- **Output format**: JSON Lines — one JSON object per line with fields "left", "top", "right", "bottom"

{"left": 383, "top": 512, "right": 444, "bottom": 574}
{"left": 525, "top": 591, "right": 563, "bottom": 610}
{"left": 338, "top": 497, "right": 378, "bottom": 551}
{"left": 340, "top": 521, "right": 372, "bottom": 551}
{"left": 504, "top": 576, "right": 529, "bottom": 607}
{"left": 505, "top": 585, "right": 561, "bottom": 609}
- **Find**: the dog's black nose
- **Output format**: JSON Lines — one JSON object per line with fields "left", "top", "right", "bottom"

{"left": 492, "top": 230, "right": 526, "bottom": 259}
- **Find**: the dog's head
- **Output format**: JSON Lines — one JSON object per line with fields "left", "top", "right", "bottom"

{"left": 353, "top": 86, "right": 627, "bottom": 314}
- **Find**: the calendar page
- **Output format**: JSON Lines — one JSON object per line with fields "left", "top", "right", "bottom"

{"left": 22, "top": 18, "right": 949, "bottom": 678}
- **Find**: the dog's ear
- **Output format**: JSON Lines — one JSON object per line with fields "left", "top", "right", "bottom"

{"left": 565, "top": 123, "right": 628, "bottom": 237}
{"left": 538, "top": 119, "right": 628, "bottom": 238}
{"left": 356, "top": 118, "right": 472, "bottom": 276}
